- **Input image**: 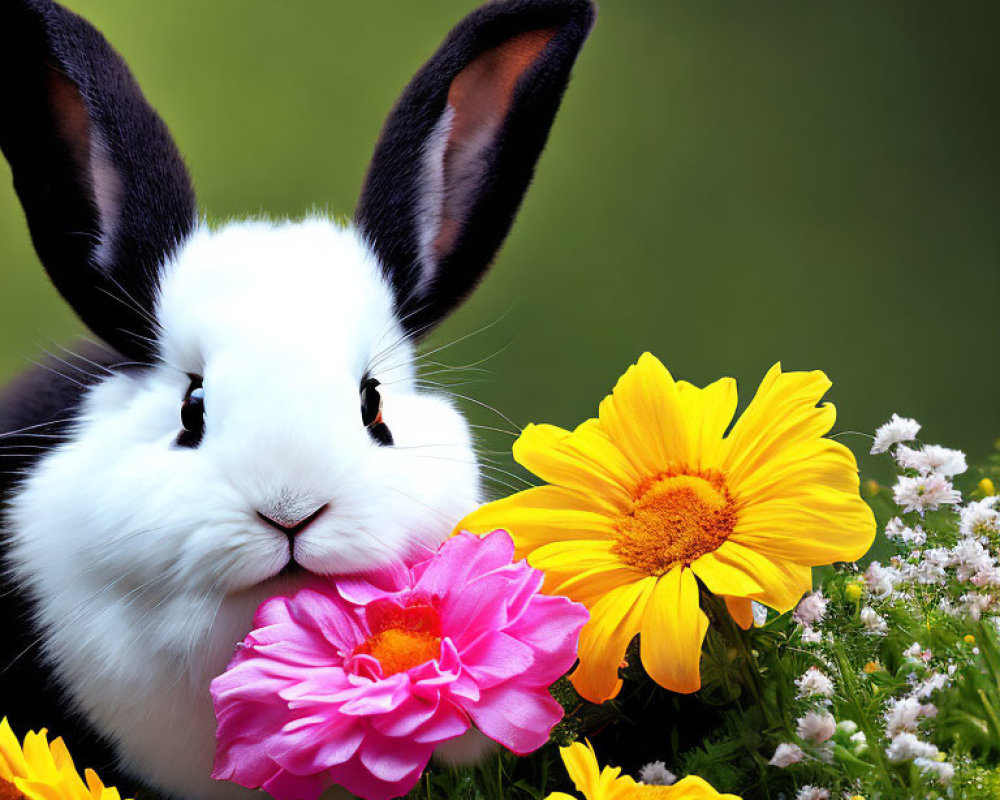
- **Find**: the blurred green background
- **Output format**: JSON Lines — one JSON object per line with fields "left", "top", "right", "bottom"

{"left": 1, "top": 0, "right": 998, "bottom": 483}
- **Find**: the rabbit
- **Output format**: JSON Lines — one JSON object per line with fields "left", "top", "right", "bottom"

{"left": 0, "top": 0, "right": 596, "bottom": 798}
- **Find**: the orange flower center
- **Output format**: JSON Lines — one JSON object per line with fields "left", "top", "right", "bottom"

{"left": 0, "top": 778, "right": 23, "bottom": 800}
{"left": 355, "top": 627, "right": 442, "bottom": 677}
{"left": 614, "top": 471, "right": 737, "bottom": 575}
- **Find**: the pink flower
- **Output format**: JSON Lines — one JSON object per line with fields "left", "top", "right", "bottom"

{"left": 210, "top": 530, "right": 588, "bottom": 800}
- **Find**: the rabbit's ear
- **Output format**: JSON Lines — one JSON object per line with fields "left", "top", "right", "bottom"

{"left": 0, "top": 0, "right": 196, "bottom": 361}
{"left": 355, "top": 0, "right": 596, "bottom": 336}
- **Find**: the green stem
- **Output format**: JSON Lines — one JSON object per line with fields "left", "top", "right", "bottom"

{"left": 705, "top": 592, "right": 779, "bottom": 731}
{"left": 833, "top": 644, "right": 899, "bottom": 790}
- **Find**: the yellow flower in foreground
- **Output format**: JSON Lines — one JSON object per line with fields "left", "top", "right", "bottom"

{"left": 0, "top": 718, "right": 128, "bottom": 800}
{"left": 545, "top": 741, "right": 741, "bottom": 799}
{"left": 459, "top": 355, "right": 875, "bottom": 701}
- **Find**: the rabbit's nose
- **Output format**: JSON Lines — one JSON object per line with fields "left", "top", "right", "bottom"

{"left": 257, "top": 503, "right": 329, "bottom": 536}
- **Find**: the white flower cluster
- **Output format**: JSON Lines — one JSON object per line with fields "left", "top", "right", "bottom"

{"left": 873, "top": 413, "right": 967, "bottom": 515}
{"left": 877, "top": 643, "right": 954, "bottom": 784}
{"left": 859, "top": 429, "right": 999, "bottom": 617}
{"left": 638, "top": 761, "right": 676, "bottom": 786}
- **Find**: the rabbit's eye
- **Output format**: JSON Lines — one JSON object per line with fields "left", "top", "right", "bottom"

{"left": 360, "top": 377, "right": 393, "bottom": 446}
{"left": 177, "top": 376, "right": 206, "bottom": 448}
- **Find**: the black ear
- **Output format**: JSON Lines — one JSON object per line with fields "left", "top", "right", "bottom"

{"left": 0, "top": 0, "right": 197, "bottom": 361}
{"left": 355, "top": 0, "right": 596, "bottom": 336}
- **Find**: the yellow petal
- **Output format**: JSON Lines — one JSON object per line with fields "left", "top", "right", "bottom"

{"left": 514, "top": 422, "right": 639, "bottom": 511}
{"left": 722, "top": 364, "right": 835, "bottom": 486}
{"left": 559, "top": 742, "right": 608, "bottom": 798}
{"left": 528, "top": 539, "right": 624, "bottom": 576}
{"left": 639, "top": 567, "right": 708, "bottom": 694}
{"left": 689, "top": 550, "right": 765, "bottom": 598}
{"left": 710, "top": 542, "right": 812, "bottom": 613}
{"left": 543, "top": 794, "right": 579, "bottom": 800}
{"left": 548, "top": 563, "right": 651, "bottom": 609}
{"left": 734, "top": 438, "right": 860, "bottom": 502}
{"left": 571, "top": 577, "right": 657, "bottom": 703}
{"left": 675, "top": 377, "right": 738, "bottom": 472}
{"left": 456, "top": 485, "right": 617, "bottom": 555}
{"left": 668, "top": 774, "right": 744, "bottom": 799}
{"left": 0, "top": 718, "right": 27, "bottom": 781}
{"left": 731, "top": 490, "right": 876, "bottom": 566}
{"left": 596, "top": 353, "right": 690, "bottom": 476}
{"left": 724, "top": 596, "right": 754, "bottom": 630}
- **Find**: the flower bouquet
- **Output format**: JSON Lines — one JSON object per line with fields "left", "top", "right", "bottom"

{"left": 6, "top": 353, "right": 1000, "bottom": 800}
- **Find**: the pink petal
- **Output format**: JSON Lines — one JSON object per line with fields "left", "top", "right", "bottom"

{"left": 358, "top": 732, "right": 435, "bottom": 783}
{"left": 459, "top": 631, "right": 535, "bottom": 690}
{"left": 414, "top": 530, "right": 515, "bottom": 600}
{"left": 502, "top": 593, "right": 589, "bottom": 682}
{"left": 270, "top": 718, "right": 365, "bottom": 775}
{"left": 464, "top": 683, "right": 565, "bottom": 756}
{"left": 411, "top": 701, "right": 470, "bottom": 744}
{"left": 330, "top": 757, "right": 426, "bottom": 800}
{"left": 335, "top": 674, "right": 412, "bottom": 716}
{"left": 260, "top": 767, "right": 328, "bottom": 800}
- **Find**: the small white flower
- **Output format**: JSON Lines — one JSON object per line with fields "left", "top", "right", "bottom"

{"left": 860, "top": 606, "right": 888, "bottom": 634}
{"left": 884, "top": 517, "right": 927, "bottom": 546}
{"left": 950, "top": 537, "right": 996, "bottom": 582}
{"left": 836, "top": 720, "right": 858, "bottom": 736}
{"left": 912, "top": 672, "right": 948, "bottom": 698}
{"left": 638, "top": 761, "right": 676, "bottom": 786}
{"left": 903, "top": 642, "right": 932, "bottom": 662}
{"left": 795, "top": 786, "right": 830, "bottom": 800}
{"left": 872, "top": 413, "right": 921, "bottom": 454}
{"left": 973, "top": 565, "right": 1000, "bottom": 588}
{"left": 768, "top": 742, "right": 805, "bottom": 768}
{"left": 913, "top": 547, "right": 950, "bottom": 585}
{"left": 885, "top": 696, "right": 928, "bottom": 737}
{"left": 796, "top": 711, "right": 836, "bottom": 743}
{"left": 752, "top": 601, "right": 769, "bottom": 627}
{"left": 960, "top": 592, "right": 994, "bottom": 620}
{"left": 960, "top": 496, "right": 1000, "bottom": 539}
{"left": 885, "top": 732, "right": 939, "bottom": 762}
{"left": 864, "top": 561, "right": 901, "bottom": 597}
{"left": 801, "top": 626, "right": 823, "bottom": 644}
{"left": 793, "top": 592, "right": 828, "bottom": 626}
{"left": 895, "top": 444, "right": 967, "bottom": 477}
{"left": 893, "top": 474, "right": 962, "bottom": 515}
{"left": 795, "top": 667, "right": 835, "bottom": 699}
{"left": 849, "top": 730, "right": 868, "bottom": 752}
{"left": 914, "top": 757, "right": 955, "bottom": 785}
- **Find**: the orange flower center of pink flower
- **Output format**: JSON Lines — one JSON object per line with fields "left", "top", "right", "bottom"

{"left": 614, "top": 471, "right": 737, "bottom": 575}
{"left": 0, "top": 778, "right": 23, "bottom": 800}
{"left": 356, "top": 628, "right": 442, "bottom": 677}
{"left": 354, "top": 602, "right": 442, "bottom": 677}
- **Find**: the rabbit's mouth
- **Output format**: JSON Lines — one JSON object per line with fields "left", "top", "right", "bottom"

{"left": 275, "top": 559, "right": 308, "bottom": 580}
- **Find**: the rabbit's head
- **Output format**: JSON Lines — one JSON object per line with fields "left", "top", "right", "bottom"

{"left": 0, "top": 1, "right": 594, "bottom": 796}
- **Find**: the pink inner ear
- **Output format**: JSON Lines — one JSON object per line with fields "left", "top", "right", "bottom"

{"left": 46, "top": 64, "right": 122, "bottom": 266}
{"left": 432, "top": 28, "right": 558, "bottom": 263}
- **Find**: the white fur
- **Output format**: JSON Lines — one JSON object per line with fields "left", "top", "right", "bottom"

{"left": 6, "top": 217, "right": 482, "bottom": 800}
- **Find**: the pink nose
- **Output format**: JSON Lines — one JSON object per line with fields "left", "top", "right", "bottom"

{"left": 256, "top": 504, "right": 328, "bottom": 536}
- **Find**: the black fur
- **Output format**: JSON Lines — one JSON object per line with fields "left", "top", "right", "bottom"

{"left": 0, "top": 0, "right": 196, "bottom": 361}
{"left": 0, "top": 346, "right": 137, "bottom": 787}
{"left": 356, "top": 0, "right": 596, "bottom": 336}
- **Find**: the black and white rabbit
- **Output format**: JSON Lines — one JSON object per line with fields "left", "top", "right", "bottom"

{"left": 0, "top": 0, "right": 595, "bottom": 797}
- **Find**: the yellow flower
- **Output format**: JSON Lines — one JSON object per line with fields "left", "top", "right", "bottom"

{"left": 863, "top": 661, "right": 881, "bottom": 674}
{"left": 964, "top": 634, "right": 977, "bottom": 644}
{"left": 545, "top": 741, "right": 741, "bottom": 800}
{"left": 459, "top": 355, "right": 875, "bottom": 701}
{"left": 845, "top": 582, "right": 863, "bottom": 602}
{"left": 0, "top": 718, "right": 128, "bottom": 800}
